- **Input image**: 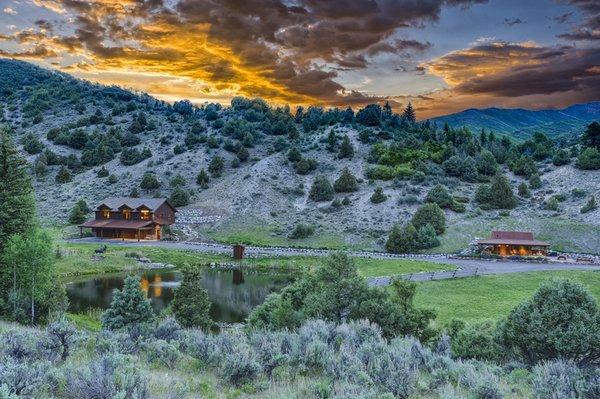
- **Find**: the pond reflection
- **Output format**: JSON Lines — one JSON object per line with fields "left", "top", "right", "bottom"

{"left": 66, "top": 269, "right": 293, "bottom": 324}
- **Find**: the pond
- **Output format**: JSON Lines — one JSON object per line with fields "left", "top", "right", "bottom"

{"left": 65, "top": 269, "right": 294, "bottom": 324}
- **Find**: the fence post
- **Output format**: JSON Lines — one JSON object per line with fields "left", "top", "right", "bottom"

{"left": 474, "top": 267, "right": 478, "bottom": 276}
{"left": 430, "top": 271, "right": 435, "bottom": 280}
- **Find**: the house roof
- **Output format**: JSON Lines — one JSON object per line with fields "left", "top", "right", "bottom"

{"left": 477, "top": 231, "right": 549, "bottom": 247}
{"left": 95, "top": 197, "right": 176, "bottom": 212}
{"left": 78, "top": 219, "right": 155, "bottom": 229}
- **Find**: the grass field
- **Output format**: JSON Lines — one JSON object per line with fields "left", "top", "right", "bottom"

{"left": 57, "top": 243, "right": 450, "bottom": 278}
{"left": 414, "top": 270, "right": 600, "bottom": 326}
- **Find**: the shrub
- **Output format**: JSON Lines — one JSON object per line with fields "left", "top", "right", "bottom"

{"left": 68, "top": 200, "right": 90, "bottom": 225}
{"left": 370, "top": 187, "right": 387, "bottom": 204}
{"left": 532, "top": 360, "right": 580, "bottom": 399}
{"left": 208, "top": 155, "right": 224, "bottom": 177}
{"left": 414, "top": 224, "right": 440, "bottom": 249}
{"left": 309, "top": 175, "right": 334, "bottom": 202}
{"left": 544, "top": 197, "right": 560, "bottom": 211}
{"left": 101, "top": 276, "right": 155, "bottom": 331}
{"left": 143, "top": 339, "right": 181, "bottom": 368}
{"left": 65, "top": 354, "right": 149, "bottom": 399}
{"left": 334, "top": 167, "right": 358, "bottom": 192}
{"left": 45, "top": 317, "right": 79, "bottom": 361}
{"left": 576, "top": 147, "right": 600, "bottom": 170}
{"left": 451, "top": 320, "right": 500, "bottom": 361}
{"left": 412, "top": 203, "right": 445, "bottom": 234}
{"left": 295, "top": 158, "right": 317, "bottom": 175}
{"left": 55, "top": 166, "right": 71, "bottom": 183}
{"left": 172, "top": 266, "right": 212, "bottom": 330}
{"left": 169, "top": 187, "right": 189, "bottom": 207}
{"left": 288, "top": 224, "right": 315, "bottom": 239}
{"left": 219, "top": 346, "right": 261, "bottom": 386}
{"left": 337, "top": 135, "right": 354, "bottom": 159}
{"left": 517, "top": 182, "right": 530, "bottom": 198}
{"left": 287, "top": 147, "right": 302, "bottom": 163}
{"left": 196, "top": 169, "right": 210, "bottom": 186}
{"left": 139, "top": 173, "right": 160, "bottom": 190}
{"left": 169, "top": 174, "right": 186, "bottom": 187}
{"left": 529, "top": 173, "right": 542, "bottom": 189}
{"left": 96, "top": 166, "right": 109, "bottom": 178}
{"left": 107, "top": 174, "right": 118, "bottom": 185}
{"left": 22, "top": 133, "right": 44, "bottom": 154}
{"left": 386, "top": 223, "right": 417, "bottom": 254}
{"left": 497, "top": 279, "right": 600, "bottom": 365}
{"left": 581, "top": 196, "right": 598, "bottom": 213}
{"left": 476, "top": 150, "right": 498, "bottom": 176}
{"left": 552, "top": 149, "right": 571, "bottom": 166}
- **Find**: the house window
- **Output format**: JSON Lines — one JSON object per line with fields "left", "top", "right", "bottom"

{"left": 123, "top": 210, "right": 131, "bottom": 220}
{"left": 140, "top": 210, "right": 151, "bottom": 220}
{"left": 102, "top": 210, "right": 110, "bottom": 219}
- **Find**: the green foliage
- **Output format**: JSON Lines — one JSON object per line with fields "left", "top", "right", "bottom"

{"left": 0, "top": 127, "right": 36, "bottom": 249}
{"left": 287, "top": 147, "right": 302, "bottom": 163}
{"left": 120, "top": 147, "right": 151, "bottom": 166}
{"left": 169, "top": 174, "right": 186, "bottom": 187}
{"left": 208, "top": 155, "right": 225, "bottom": 177}
{"left": 475, "top": 150, "right": 498, "bottom": 176}
{"left": 581, "top": 121, "right": 600, "bottom": 150}
{"left": 55, "top": 166, "right": 71, "bottom": 183}
{"left": 22, "top": 133, "right": 44, "bottom": 154}
{"left": 172, "top": 266, "right": 212, "bottom": 330}
{"left": 248, "top": 253, "right": 436, "bottom": 341}
{"left": 529, "top": 173, "right": 542, "bottom": 189}
{"left": 309, "top": 175, "right": 334, "bottom": 202}
{"left": 386, "top": 223, "right": 417, "bottom": 254}
{"left": 414, "top": 224, "right": 440, "bottom": 250}
{"left": 107, "top": 174, "right": 118, "bottom": 184}
{"left": 581, "top": 196, "right": 597, "bottom": 214}
{"left": 370, "top": 187, "right": 387, "bottom": 204}
{"left": 544, "top": 197, "right": 560, "bottom": 211}
{"left": 576, "top": 147, "right": 600, "bottom": 170}
{"left": 518, "top": 182, "right": 530, "bottom": 198}
{"left": 96, "top": 166, "right": 109, "bottom": 177}
{"left": 425, "top": 184, "right": 464, "bottom": 212}
{"left": 140, "top": 173, "right": 160, "bottom": 190}
{"left": 552, "top": 149, "right": 571, "bottom": 166}
{"left": 288, "top": 224, "right": 315, "bottom": 239}
{"left": 511, "top": 156, "right": 538, "bottom": 178}
{"left": 497, "top": 279, "right": 600, "bottom": 366}
{"left": 333, "top": 167, "right": 358, "bottom": 192}
{"left": 366, "top": 164, "right": 414, "bottom": 180}
{"left": 402, "top": 102, "right": 416, "bottom": 122}
{"left": 476, "top": 174, "right": 516, "bottom": 209}
{"left": 169, "top": 187, "right": 189, "bottom": 207}
{"left": 412, "top": 203, "right": 445, "bottom": 235}
{"left": 68, "top": 200, "right": 90, "bottom": 225}
{"left": 196, "top": 168, "right": 210, "bottom": 186}
{"left": 1, "top": 229, "right": 65, "bottom": 324}
{"left": 101, "top": 275, "right": 155, "bottom": 330}
{"left": 337, "top": 135, "right": 354, "bottom": 159}
{"left": 451, "top": 320, "right": 501, "bottom": 361}
{"left": 294, "top": 157, "right": 317, "bottom": 175}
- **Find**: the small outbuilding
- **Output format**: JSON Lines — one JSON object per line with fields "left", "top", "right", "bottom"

{"left": 476, "top": 231, "right": 550, "bottom": 257}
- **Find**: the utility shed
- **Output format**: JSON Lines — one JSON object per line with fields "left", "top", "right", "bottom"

{"left": 476, "top": 231, "right": 550, "bottom": 257}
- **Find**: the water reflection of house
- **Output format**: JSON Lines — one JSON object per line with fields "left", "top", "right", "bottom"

{"left": 477, "top": 231, "right": 550, "bottom": 256}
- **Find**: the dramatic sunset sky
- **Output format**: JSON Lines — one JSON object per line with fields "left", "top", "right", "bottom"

{"left": 0, "top": 0, "right": 598, "bottom": 118}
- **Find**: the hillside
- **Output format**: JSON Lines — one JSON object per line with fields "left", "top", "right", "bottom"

{"left": 429, "top": 102, "right": 600, "bottom": 140}
{"left": 1, "top": 58, "right": 599, "bottom": 253}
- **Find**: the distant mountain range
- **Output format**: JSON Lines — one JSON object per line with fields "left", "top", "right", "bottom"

{"left": 429, "top": 102, "right": 600, "bottom": 140}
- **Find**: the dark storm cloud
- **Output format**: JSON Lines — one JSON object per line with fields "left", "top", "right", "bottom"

{"left": 553, "top": 12, "right": 573, "bottom": 24}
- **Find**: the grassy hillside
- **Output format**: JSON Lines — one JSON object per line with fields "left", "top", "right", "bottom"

{"left": 2, "top": 58, "right": 599, "bottom": 253}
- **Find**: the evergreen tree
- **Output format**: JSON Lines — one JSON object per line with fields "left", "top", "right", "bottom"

{"left": 326, "top": 130, "right": 337, "bottom": 152}
{"left": 581, "top": 121, "right": 600, "bottom": 150}
{"left": 309, "top": 175, "right": 334, "bottom": 202}
{"left": 55, "top": 166, "right": 71, "bottom": 183}
{"left": 333, "top": 167, "right": 358, "bottom": 192}
{"left": 169, "top": 187, "right": 190, "bottom": 207}
{"left": 402, "top": 102, "right": 416, "bottom": 122}
{"left": 518, "top": 182, "right": 531, "bottom": 198}
{"left": 386, "top": 223, "right": 417, "bottom": 254}
{"left": 576, "top": 147, "right": 600, "bottom": 170}
{"left": 208, "top": 155, "right": 225, "bottom": 177}
{"left": 287, "top": 147, "right": 302, "bottom": 163}
{"left": 172, "top": 266, "right": 213, "bottom": 330}
{"left": 370, "top": 187, "right": 387, "bottom": 204}
{"left": 414, "top": 224, "right": 440, "bottom": 249}
{"left": 101, "top": 275, "right": 155, "bottom": 330}
{"left": 68, "top": 200, "right": 89, "bottom": 225}
{"left": 236, "top": 146, "right": 249, "bottom": 162}
{"left": 489, "top": 173, "right": 517, "bottom": 209}
{"left": 130, "top": 187, "right": 140, "bottom": 198}
{"left": 529, "top": 173, "right": 542, "bottom": 189}
{"left": 97, "top": 166, "right": 109, "bottom": 177}
{"left": 337, "top": 135, "right": 354, "bottom": 159}
{"left": 412, "top": 203, "right": 445, "bottom": 234}
{"left": 140, "top": 173, "right": 160, "bottom": 190}
{"left": 0, "top": 127, "right": 36, "bottom": 248}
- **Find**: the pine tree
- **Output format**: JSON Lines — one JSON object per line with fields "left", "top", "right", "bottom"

{"left": 101, "top": 275, "right": 155, "bottom": 330}
{"left": 309, "top": 175, "right": 334, "bottom": 202}
{"left": 170, "top": 187, "right": 190, "bottom": 207}
{"left": 370, "top": 187, "right": 387, "bottom": 204}
{"left": 68, "top": 200, "right": 89, "bottom": 224}
{"left": 334, "top": 167, "right": 358, "bottom": 192}
{"left": 55, "top": 166, "right": 71, "bottom": 183}
{"left": 581, "top": 196, "right": 597, "bottom": 214}
{"left": 518, "top": 182, "right": 531, "bottom": 198}
{"left": 412, "top": 203, "right": 445, "bottom": 234}
{"left": 337, "top": 135, "right": 354, "bottom": 159}
{"left": 402, "top": 102, "right": 416, "bottom": 123}
{"left": 386, "top": 223, "right": 417, "bottom": 254}
{"left": 489, "top": 173, "right": 517, "bottom": 209}
{"left": 96, "top": 165, "right": 109, "bottom": 177}
{"left": 326, "top": 130, "right": 337, "bottom": 152}
{"left": 172, "top": 266, "right": 212, "bottom": 330}
{"left": 0, "top": 126, "right": 36, "bottom": 249}
{"left": 208, "top": 155, "right": 224, "bottom": 177}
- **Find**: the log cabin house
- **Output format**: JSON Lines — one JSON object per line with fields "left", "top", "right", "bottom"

{"left": 476, "top": 231, "right": 550, "bottom": 257}
{"left": 78, "top": 197, "right": 177, "bottom": 241}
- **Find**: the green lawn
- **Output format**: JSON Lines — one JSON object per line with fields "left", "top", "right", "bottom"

{"left": 414, "top": 270, "right": 600, "bottom": 326}
{"left": 57, "top": 243, "right": 449, "bottom": 278}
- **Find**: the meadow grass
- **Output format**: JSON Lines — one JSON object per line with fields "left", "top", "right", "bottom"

{"left": 414, "top": 270, "right": 600, "bottom": 326}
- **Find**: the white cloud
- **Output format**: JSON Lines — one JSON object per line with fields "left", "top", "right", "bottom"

{"left": 3, "top": 7, "right": 17, "bottom": 15}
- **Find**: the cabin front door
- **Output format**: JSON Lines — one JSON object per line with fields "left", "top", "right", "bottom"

{"left": 156, "top": 226, "right": 161, "bottom": 240}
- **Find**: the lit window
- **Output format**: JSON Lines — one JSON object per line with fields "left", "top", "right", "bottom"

{"left": 102, "top": 210, "right": 110, "bottom": 219}
{"left": 140, "top": 210, "right": 150, "bottom": 220}
{"left": 123, "top": 210, "right": 131, "bottom": 220}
